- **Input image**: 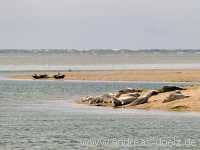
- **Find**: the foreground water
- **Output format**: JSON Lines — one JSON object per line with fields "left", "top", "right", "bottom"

{"left": 1, "top": 79, "right": 200, "bottom": 149}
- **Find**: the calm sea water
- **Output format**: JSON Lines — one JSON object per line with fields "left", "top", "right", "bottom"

{"left": 1, "top": 80, "right": 200, "bottom": 149}
{"left": 1, "top": 50, "right": 200, "bottom": 149}
{"left": 0, "top": 49, "right": 200, "bottom": 71}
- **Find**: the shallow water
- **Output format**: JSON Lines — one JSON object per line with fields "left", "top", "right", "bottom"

{"left": 1, "top": 79, "right": 200, "bottom": 149}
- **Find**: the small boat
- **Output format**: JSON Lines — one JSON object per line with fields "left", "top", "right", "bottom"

{"left": 53, "top": 73, "right": 65, "bottom": 79}
{"left": 32, "top": 74, "right": 48, "bottom": 79}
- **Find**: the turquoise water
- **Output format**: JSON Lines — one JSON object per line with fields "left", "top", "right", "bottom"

{"left": 1, "top": 80, "right": 200, "bottom": 149}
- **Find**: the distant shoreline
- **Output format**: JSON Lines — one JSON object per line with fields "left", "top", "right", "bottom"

{"left": 10, "top": 69, "right": 200, "bottom": 82}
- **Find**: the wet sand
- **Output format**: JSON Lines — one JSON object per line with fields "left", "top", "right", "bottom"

{"left": 12, "top": 69, "right": 200, "bottom": 82}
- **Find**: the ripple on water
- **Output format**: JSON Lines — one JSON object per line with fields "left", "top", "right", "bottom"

{"left": 0, "top": 80, "right": 199, "bottom": 149}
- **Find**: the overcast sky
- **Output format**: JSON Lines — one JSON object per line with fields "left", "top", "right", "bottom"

{"left": 0, "top": 0, "right": 200, "bottom": 49}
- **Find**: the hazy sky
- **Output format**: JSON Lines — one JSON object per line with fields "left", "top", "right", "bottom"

{"left": 0, "top": 0, "right": 200, "bottom": 49}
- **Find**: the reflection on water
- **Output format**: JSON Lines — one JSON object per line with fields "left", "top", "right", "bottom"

{"left": 1, "top": 80, "right": 200, "bottom": 149}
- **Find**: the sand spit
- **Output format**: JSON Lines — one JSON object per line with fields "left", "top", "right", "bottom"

{"left": 11, "top": 69, "right": 200, "bottom": 82}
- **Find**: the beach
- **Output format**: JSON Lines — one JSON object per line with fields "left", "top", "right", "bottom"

{"left": 127, "top": 85, "right": 200, "bottom": 111}
{"left": 77, "top": 84, "right": 200, "bottom": 111}
{"left": 12, "top": 69, "right": 200, "bottom": 82}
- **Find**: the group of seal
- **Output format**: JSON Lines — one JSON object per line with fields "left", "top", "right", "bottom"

{"left": 79, "top": 86, "right": 188, "bottom": 107}
{"left": 32, "top": 73, "right": 65, "bottom": 79}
